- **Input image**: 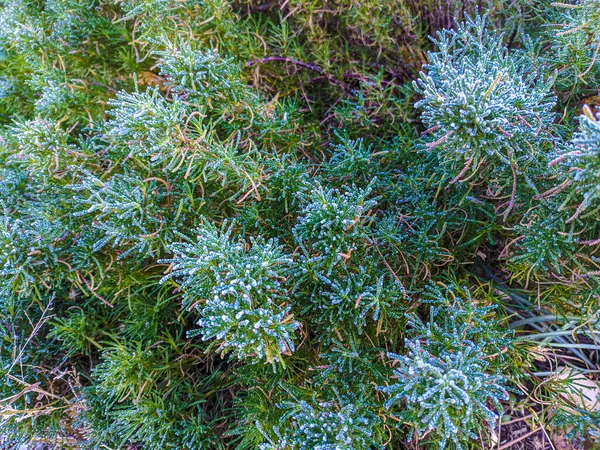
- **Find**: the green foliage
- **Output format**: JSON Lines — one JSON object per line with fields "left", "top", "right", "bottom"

{"left": 0, "top": 0, "right": 598, "bottom": 449}
{"left": 0, "top": 213, "right": 59, "bottom": 296}
{"left": 512, "top": 212, "right": 577, "bottom": 273}
{"left": 104, "top": 87, "right": 186, "bottom": 169}
{"left": 260, "top": 398, "right": 383, "bottom": 450}
{"left": 155, "top": 38, "right": 247, "bottom": 104}
{"left": 4, "top": 117, "right": 84, "bottom": 176}
{"left": 293, "top": 182, "right": 377, "bottom": 271}
{"left": 558, "top": 106, "right": 600, "bottom": 221}
{"left": 380, "top": 340, "right": 508, "bottom": 449}
{"left": 551, "top": 406, "right": 600, "bottom": 443}
{"left": 549, "top": 0, "right": 600, "bottom": 95}
{"left": 414, "top": 15, "right": 556, "bottom": 203}
{"left": 161, "top": 221, "right": 299, "bottom": 364}
{"left": 378, "top": 286, "right": 512, "bottom": 449}
{"left": 72, "top": 171, "right": 178, "bottom": 260}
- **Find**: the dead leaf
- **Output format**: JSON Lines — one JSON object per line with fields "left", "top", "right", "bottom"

{"left": 138, "top": 71, "right": 164, "bottom": 87}
{"left": 554, "top": 430, "right": 582, "bottom": 450}
{"left": 554, "top": 366, "right": 600, "bottom": 411}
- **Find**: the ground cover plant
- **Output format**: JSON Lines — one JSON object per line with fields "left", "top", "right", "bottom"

{"left": 0, "top": 0, "right": 599, "bottom": 449}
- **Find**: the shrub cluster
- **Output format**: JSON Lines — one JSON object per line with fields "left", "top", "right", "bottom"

{"left": 0, "top": 0, "right": 599, "bottom": 449}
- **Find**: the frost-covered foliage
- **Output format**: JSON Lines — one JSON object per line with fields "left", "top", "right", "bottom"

{"left": 314, "top": 272, "right": 404, "bottom": 333}
{"left": 155, "top": 38, "right": 247, "bottom": 104}
{"left": 511, "top": 211, "right": 577, "bottom": 273}
{"left": 104, "top": 88, "right": 186, "bottom": 169}
{"left": 554, "top": 106, "right": 600, "bottom": 222}
{"left": 378, "top": 286, "right": 512, "bottom": 448}
{"left": 293, "top": 183, "right": 378, "bottom": 271}
{"left": 507, "top": 109, "right": 600, "bottom": 276}
{"left": 260, "top": 399, "right": 382, "bottom": 450}
{"left": 414, "top": 15, "right": 556, "bottom": 204}
{"left": 71, "top": 171, "right": 177, "bottom": 260}
{"left": 379, "top": 340, "right": 508, "bottom": 449}
{"left": 161, "top": 221, "right": 299, "bottom": 364}
{"left": 0, "top": 0, "right": 598, "bottom": 448}
{"left": 408, "top": 284, "right": 513, "bottom": 356}
{"left": 0, "top": 214, "right": 58, "bottom": 295}
{"left": 4, "top": 118, "right": 81, "bottom": 175}
{"left": 290, "top": 181, "right": 408, "bottom": 340}
{"left": 550, "top": 0, "right": 600, "bottom": 94}
{"left": 551, "top": 406, "right": 600, "bottom": 443}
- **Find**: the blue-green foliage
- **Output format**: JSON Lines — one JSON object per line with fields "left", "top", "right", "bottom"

{"left": 260, "top": 399, "right": 382, "bottom": 450}
{"left": 28, "top": 67, "right": 82, "bottom": 117}
{"left": 551, "top": 405, "right": 600, "bottom": 443}
{"left": 161, "top": 221, "right": 299, "bottom": 364}
{"left": 323, "top": 136, "right": 378, "bottom": 183}
{"left": 84, "top": 339, "right": 222, "bottom": 449}
{"left": 512, "top": 211, "right": 577, "bottom": 273}
{"left": 508, "top": 108, "right": 600, "bottom": 275}
{"left": 378, "top": 286, "right": 511, "bottom": 449}
{"left": 5, "top": 118, "right": 82, "bottom": 176}
{"left": 104, "top": 87, "right": 186, "bottom": 169}
{"left": 72, "top": 171, "right": 177, "bottom": 260}
{"left": 0, "top": 214, "right": 59, "bottom": 296}
{"left": 293, "top": 183, "right": 377, "bottom": 272}
{"left": 0, "top": 0, "right": 45, "bottom": 51}
{"left": 409, "top": 284, "right": 512, "bottom": 356}
{"left": 558, "top": 106, "right": 600, "bottom": 221}
{"left": 316, "top": 272, "right": 403, "bottom": 332}
{"left": 155, "top": 38, "right": 247, "bottom": 104}
{"left": 549, "top": 0, "right": 600, "bottom": 94}
{"left": 291, "top": 181, "right": 407, "bottom": 339}
{"left": 0, "top": 0, "right": 596, "bottom": 448}
{"left": 380, "top": 340, "right": 508, "bottom": 449}
{"left": 414, "top": 15, "right": 556, "bottom": 192}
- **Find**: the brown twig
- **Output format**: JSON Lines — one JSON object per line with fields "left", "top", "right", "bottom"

{"left": 449, "top": 156, "right": 474, "bottom": 185}
{"left": 426, "top": 130, "right": 454, "bottom": 150}
{"left": 534, "top": 179, "right": 570, "bottom": 200}
{"left": 498, "top": 428, "right": 542, "bottom": 449}
{"left": 246, "top": 56, "right": 355, "bottom": 95}
{"left": 501, "top": 162, "right": 518, "bottom": 220}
